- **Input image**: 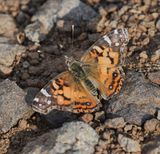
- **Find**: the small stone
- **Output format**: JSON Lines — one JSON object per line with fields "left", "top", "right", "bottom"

{"left": 81, "top": 113, "right": 93, "bottom": 123}
{"left": 102, "top": 129, "right": 115, "bottom": 144}
{"left": 152, "top": 12, "right": 159, "bottom": 19}
{"left": 28, "top": 66, "right": 44, "bottom": 75}
{"left": 141, "top": 37, "right": 150, "bottom": 45}
{"left": 0, "top": 14, "right": 18, "bottom": 39}
{"left": 124, "top": 124, "right": 133, "bottom": 132}
{"left": 21, "top": 72, "right": 30, "bottom": 80}
{"left": 22, "top": 61, "right": 30, "bottom": 68}
{"left": 139, "top": 51, "right": 148, "bottom": 59}
{"left": 144, "top": 118, "right": 159, "bottom": 132}
{"left": 118, "top": 134, "right": 141, "bottom": 152}
{"left": 95, "top": 111, "right": 105, "bottom": 121}
{"left": 148, "top": 71, "right": 160, "bottom": 85}
{"left": 28, "top": 52, "right": 39, "bottom": 60}
{"left": 151, "top": 49, "right": 160, "bottom": 62}
{"left": 25, "top": 21, "right": 42, "bottom": 43}
{"left": 56, "top": 20, "right": 64, "bottom": 28}
{"left": 0, "top": 39, "right": 26, "bottom": 75}
{"left": 18, "top": 119, "right": 28, "bottom": 129}
{"left": 156, "top": 19, "right": 160, "bottom": 31}
{"left": 157, "top": 110, "right": 160, "bottom": 120}
{"left": 104, "top": 117, "right": 126, "bottom": 129}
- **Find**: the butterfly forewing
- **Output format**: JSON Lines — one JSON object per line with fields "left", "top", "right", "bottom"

{"left": 81, "top": 28, "right": 128, "bottom": 98}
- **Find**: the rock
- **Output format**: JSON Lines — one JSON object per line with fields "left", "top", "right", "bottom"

{"left": 144, "top": 118, "right": 160, "bottom": 132}
{"left": 148, "top": 71, "right": 160, "bottom": 85}
{"left": 124, "top": 124, "right": 133, "bottom": 132}
{"left": 142, "top": 135, "right": 160, "bottom": 154}
{"left": 0, "top": 14, "right": 17, "bottom": 39}
{"left": 25, "top": 0, "right": 98, "bottom": 42}
{"left": 118, "top": 134, "right": 141, "bottom": 152}
{"left": 157, "top": 110, "right": 160, "bottom": 120}
{"left": 151, "top": 48, "right": 160, "bottom": 62}
{"left": 25, "top": 21, "right": 43, "bottom": 43}
{"left": 102, "top": 129, "right": 115, "bottom": 144}
{"left": 156, "top": 19, "right": 160, "bottom": 31}
{"left": 81, "top": 113, "right": 94, "bottom": 123}
{"left": 104, "top": 117, "right": 126, "bottom": 129}
{"left": 22, "top": 121, "right": 99, "bottom": 154}
{"left": 106, "top": 72, "right": 160, "bottom": 126}
{"left": 0, "top": 38, "right": 26, "bottom": 75}
{"left": 0, "top": 79, "right": 33, "bottom": 133}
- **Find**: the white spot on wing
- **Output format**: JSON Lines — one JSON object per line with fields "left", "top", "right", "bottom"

{"left": 40, "top": 88, "right": 51, "bottom": 97}
{"left": 103, "top": 35, "right": 111, "bottom": 46}
{"left": 114, "top": 29, "right": 118, "bottom": 34}
{"left": 39, "top": 104, "right": 42, "bottom": 107}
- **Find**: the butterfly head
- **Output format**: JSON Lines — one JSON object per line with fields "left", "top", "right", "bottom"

{"left": 65, "top": 56, "right": 75, "bottom": 67}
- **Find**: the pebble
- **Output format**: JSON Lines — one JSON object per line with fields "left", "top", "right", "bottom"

{"left": 148, "top": 71, "right": 160, "bottom": 85}
{"left": 22, "top": 61, "right": 30, "bottom": 68}
{"left": 0, "top": 38, "right": 26, "bottom": 75}
{"left": 102, "top": 129, "right": 115, "bottom": 144}
{"left": 124, "top": 124, "right": 133, "bottom": 132}
{"left": 118, "top": 134, "right": 141, "bottom": 152}
{"left": 0, "top": 13, "right": 18, "bottom": 40}
{"left": 144, "top": 118, "right": 159, "bottom": 132}
{"left": 139, "top": 51, "right": 148, "bottom": 59}
{"left": 151, "top": 48, "right": 160, "bottom": 62}
{"left": 18, "top": 119, "right": 28, "bottom": 129}
{"left": 104, "top": 117, "right": 126, "bottom": 129}
{"left": 95, "top": 111, "right": 105, "bottom": 122}
{"left": 156, "top": 19, "right": 160, "bottom": 31}
{"left": 81, "top": 113, "right": 94, "bottom": 123}
{"left": 157, "top": 110, "right": 160, "bottom": 120}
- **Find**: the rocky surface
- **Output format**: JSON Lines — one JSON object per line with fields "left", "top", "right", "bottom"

{"left": 106, "top": 71, "right": 160, "bottom": 126}
{"left": 0, "top": 79, "right": 32, "bottom": 133}
{"left": 22, "top": 121, "right": 99, "bottom": 154}
{"left": 25, "top": 0, "right": 98, "bottom": 43}
{"left": 0, "top": 0, "right": 160, "bottom": 154}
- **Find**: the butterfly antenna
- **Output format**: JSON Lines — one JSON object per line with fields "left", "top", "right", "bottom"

{"left": 71, "top": 24, "right": 75, "bottom": 49}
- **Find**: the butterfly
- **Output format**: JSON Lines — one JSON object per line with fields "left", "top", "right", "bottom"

{"left": 32, "top": 28, "right": 129, "bottom": 114}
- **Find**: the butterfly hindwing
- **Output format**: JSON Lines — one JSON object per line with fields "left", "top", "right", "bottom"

{"left": 32, "top": 71, "right": 99, "bottom": 114}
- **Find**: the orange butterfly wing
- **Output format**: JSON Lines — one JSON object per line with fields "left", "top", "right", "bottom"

{"left": 32, "top": 71, "right": 99, "bottom": 114}
{"left": 81, "top": 28, "right": 128, "bottom": 98}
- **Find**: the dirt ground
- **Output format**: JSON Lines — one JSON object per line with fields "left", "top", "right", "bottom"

{"left": 0, "top": 0, "right": 160, "bottom": 154}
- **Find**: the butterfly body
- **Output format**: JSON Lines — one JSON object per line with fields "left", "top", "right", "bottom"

{"left": 32, "top": 29, "right": 129, "bottom": 114}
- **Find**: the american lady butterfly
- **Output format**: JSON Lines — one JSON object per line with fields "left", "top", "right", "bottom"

{"left": 32, "top": 29, "right": 129, "bottom": 114}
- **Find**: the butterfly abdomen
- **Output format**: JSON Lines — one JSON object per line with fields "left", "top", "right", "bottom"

{"left": 83, "top": 78, "right": 100, "bottom": 99}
